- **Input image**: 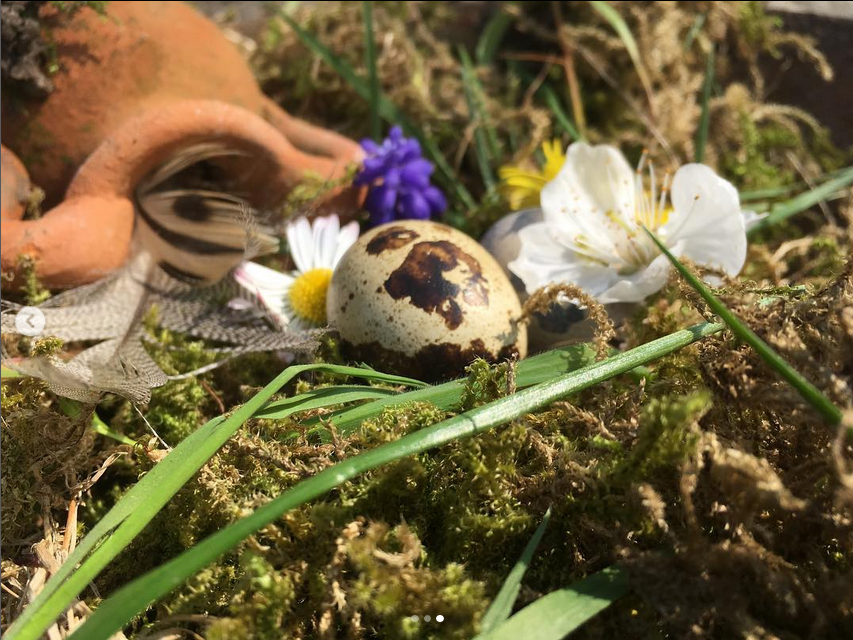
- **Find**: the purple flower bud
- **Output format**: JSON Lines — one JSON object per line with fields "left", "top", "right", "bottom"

{"left": 356, "top": 127, "right": 449, "bottom": 226}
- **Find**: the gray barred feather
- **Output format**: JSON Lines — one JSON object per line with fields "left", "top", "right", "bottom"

{"left": 1, "top": 144, "right": 318, "bottom": 403}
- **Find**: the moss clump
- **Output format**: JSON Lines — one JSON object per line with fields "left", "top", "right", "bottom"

{"left": 0, "top": 377, "right": 94, "bottom": 546}
{"left": 15, "top": 254, "right": 51, "bottom": 305}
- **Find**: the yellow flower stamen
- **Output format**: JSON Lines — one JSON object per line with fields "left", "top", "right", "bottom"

{"left": 288, "top": 268, "right": 333, "bottom": 325}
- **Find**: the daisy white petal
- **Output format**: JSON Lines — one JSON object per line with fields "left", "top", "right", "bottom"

{"left": 287, "top": 217, "right": 313, "bottom": 272}
{"left": 333, "top": 221, "right": 361, "bottom": 267}
{"left": 312, "top": 215, "right": 338, "bottom": 269}
{"left": 233, "top": 261, "right": 296, "bottom": 326}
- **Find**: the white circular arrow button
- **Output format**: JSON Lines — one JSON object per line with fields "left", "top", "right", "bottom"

{"left": 15, "top": 306, "right": 46, "bottom": 337}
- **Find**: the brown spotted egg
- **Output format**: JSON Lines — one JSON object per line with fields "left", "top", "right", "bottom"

{"left": 327, "top": 220, "right": 527, "bottom": 381}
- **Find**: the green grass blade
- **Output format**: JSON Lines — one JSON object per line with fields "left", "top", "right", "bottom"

{"left": 644, "top": 228, "right": 843, "bottom": 426}
{"left": 683, "top": 12, "right": 707, "bottom": 50}
{"left": 65, "top": 323, "right": 722, "bottom": 640}
{"left": 694, "top": 46, "right": 714, "bottom": 163}
{"left": 589, "top": 1, "right": 655, "bottom": 112}
{"left": 740, "top": 166, "right": 853, "bottom": 202}
{"left": 1, "top": 365, "right": 23, "bottom": 379}
{"left": 91, "top": 412, "right": 137, "bottom": 446}
{"left": 542, "top": 83, "right": 582, "bottom": 140}
{"left": 315, "top": 343, "right": 598, "bottom": 435}
{"left": 476, "top": 8, "right": 514, "bottom": 64}
{"left": 362, "top": 1, "right": 381, "bottom": 140}
{"left": 477, "top": 566, "right": 629, "bottom": 640}
{"left": 6, "top": 364, "right": 424, "bottom": 640}
{"left": 279, "top": 11, "right": 476, "bottom": 209}
{"left": 57, "top": 397, "right": 137, "bottom": 446}
{"left": 459, "top": 46, "right": 498, "bottom": 192}
{"left": 515, "top": 66, "right": 582, "bottom": 141}
{"left": 747, "top": 166, "right": 853, "bottom": 236}
{"left": 479, "top": 508, "right": 553, "bottom": 634}
{"left": 254, "top": 385, "right": 398, "bottom": 419}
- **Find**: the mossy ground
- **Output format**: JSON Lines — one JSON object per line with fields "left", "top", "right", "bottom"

{"left": 2, "top": 2, "right": 853, "bottom": 638}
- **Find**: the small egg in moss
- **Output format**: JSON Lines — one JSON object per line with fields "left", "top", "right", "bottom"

{"left": 327, "top": 220, "right": 527, "bottom": 381}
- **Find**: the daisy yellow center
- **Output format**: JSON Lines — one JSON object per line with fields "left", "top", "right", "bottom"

{"left": 289, "top": 268, "right": 333, "bottom": 325}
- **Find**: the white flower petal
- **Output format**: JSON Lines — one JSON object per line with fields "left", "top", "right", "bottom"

{"left": 541, "top": 142, "right": 636, "bottom": 262}
{"left": 508, "top": 222, "right": 617, "bottom": 297}
{"left": 286, "top": 217, "right": 314, "bottom": 273}
{"left": 232, "top": 261, "right": 295, "bottom": 326}
{"left": 313, "top": 215, "right": 339, "bottom": 270}
{"left": 741, "top": 209, "right": 768, "bottom": 232}
{"left": 480, "top": 208, "right": 544, "bottom": 274}
{"left": 333, "top": 221, "right": 360, "bottom": 267}
{"left": 227, "top": 298, "right": 254, "bottom": 311}
{"left": 233, "top": 261, "right": 292, "bottom": 292}
{"left": 598, "top": 250, "right": 675, "bottom": 304}
{"left": 662, "top": 164, "right": 746, "bottom": 276}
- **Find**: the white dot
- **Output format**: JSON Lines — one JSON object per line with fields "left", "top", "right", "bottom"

{"left": 410, "top": 615, "right": 419, "bottom": 622}
{"left": 15, "top": 306, "right": 45, "bottom": 337}
{"left": 424, "top": 615, "right": 431, "bottom": 622}
{"left": 436, "top": 615, "right": 444, "bottom": 622}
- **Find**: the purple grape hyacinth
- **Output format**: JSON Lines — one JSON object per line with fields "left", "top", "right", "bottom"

{"left": 355, "top": 126, "right": 448, "bottom": 226}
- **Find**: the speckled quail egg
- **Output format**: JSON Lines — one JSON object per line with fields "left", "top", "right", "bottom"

{"left": 327, "top": 220, "right": 527, "bottom": 381}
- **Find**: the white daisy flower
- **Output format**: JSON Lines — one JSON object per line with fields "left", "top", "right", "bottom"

{"left": 508, "top": 142, "right": 748, "bottom": 304}
{"left": 233, "top": 215, "right": 360, "bottom": 331}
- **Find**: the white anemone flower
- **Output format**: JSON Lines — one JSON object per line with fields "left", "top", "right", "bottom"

{"left": 508, "top": 142, "right": 748, "bottom": 304}
{"left": 233, "top": 215, "right": 360, "bottom": 330}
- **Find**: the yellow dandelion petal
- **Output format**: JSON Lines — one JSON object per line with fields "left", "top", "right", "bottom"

{"left": 498, "top": 140, "right": 567, "bottom": 211}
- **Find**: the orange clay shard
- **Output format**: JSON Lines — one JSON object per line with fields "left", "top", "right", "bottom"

{"left": 0, "top": 1, "right": 364, "bottom": 290}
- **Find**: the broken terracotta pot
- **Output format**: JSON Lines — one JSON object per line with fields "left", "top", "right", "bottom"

{"left": 0, "top": 145, "right": 31, "bottom": 222}
{"left": 0, "top": 1, "right": 364, "bottom": 289}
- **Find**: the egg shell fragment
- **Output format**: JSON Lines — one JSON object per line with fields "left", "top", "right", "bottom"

{"left": 327, "top": 220, "right": 527, "bottom": 381}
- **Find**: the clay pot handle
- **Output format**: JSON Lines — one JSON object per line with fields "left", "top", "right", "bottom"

{"left": 68, "top": 99, "right": 364, "bottom": 207}
{"left": 2, "top": 100, "right": 364, "bottom": 289}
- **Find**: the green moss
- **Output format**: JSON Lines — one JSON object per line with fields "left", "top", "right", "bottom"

{"left": 1, "top": 377, "right": 93, "bottom": 546}
{"left": 619, "top": 391, "right": 711, "bottom": 481}
{"left": 460, "top": 357, "right": 512, "bottom": 410}
{"left": 721, "top": 113, "right": 798, "bottom": 191}
{"left": 16, "top": 255, "right": 51, "bottom": 305}
{"left": 738, "top": 1, "right": 783, "bottom": 49}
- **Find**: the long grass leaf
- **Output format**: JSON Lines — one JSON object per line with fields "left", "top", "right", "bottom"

{"left": 740, "top": 166, "right": 853, "bottom": 202}
{"left": 747, "top": 166, "right": 853, "bottom": 236}
{"left": 589, "top": 1, "right": 655, "bottom": 113}
{"left": 254, "top": 385, "right": 398, "bottom": 419}
{"left": 694, "top": 46, "right": 714, "bottom": 163}
{"left": 459, "top": 46, "right": 498, "bottom": 192}
{"left": 91, "top": 412, "right": 137, "bottom": 446}
{"left": 1, "top": 365, "right": 23, "bottom": 378}
{"left": 278, "top": 12, "right": 476, "bottom": 209}
{"left": 314, "top": 343, "right": 598, "bottom": 435}
{"left": 6, "top": 365, "right": 424, "bottom": 640}
{"left": 683, "top": 12, "right": 707, "bottom": 50}
{"left": 65, "top": 322, "right": 722, "bottom": 640}
{"left": 477, "top": 566, "right": 629, "bottom": 640}
{"left": 476, "top": 8, "right": 514, "bottom": 64}
{"left": 644, "top": 228, "right": 843, "bottom": 426}
{"left": 514, "top": 66, "right": 582, "bottom": 141}
{"left": 479, "top": 508, "right": 553, "bottom": 634}
{"left": 57, "top": 397, "right": 138, "bottom": 446}
{"left": 362, "top": 1, "right": 381, "bottom": 140}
